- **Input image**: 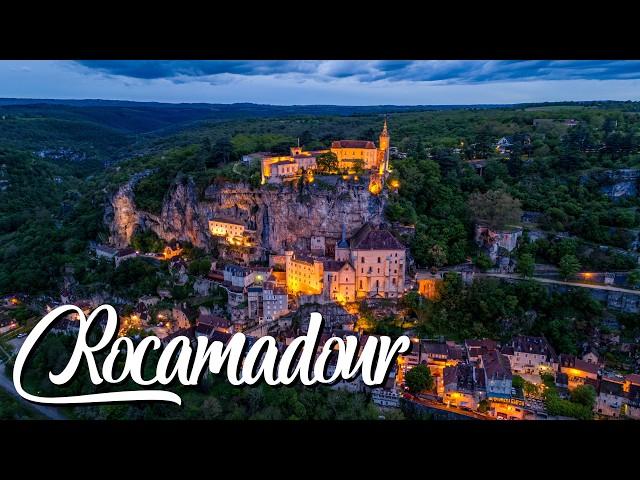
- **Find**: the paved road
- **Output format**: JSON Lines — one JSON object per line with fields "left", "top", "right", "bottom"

{"left": 0, "top": 361, "right": 67, "bottom": 420}
{"left": 482, "top": 273, "right": 640, "bottom": 295}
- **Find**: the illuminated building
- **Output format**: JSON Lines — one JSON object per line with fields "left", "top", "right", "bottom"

{"left": 284, "top": 251, "right": 324, "bottom": 295}
{"left": 163, "top": 241, "right": 183, "bottom": 260}
{"left": 322, "top": 261, "right": 356, "bottom": 304}
{"left": 480, "top": 350, "right": 513, "bottom": 399}
{"left": 208, "top": 218, "right": 255, "bottom": 251}
{"left": 559, "top": 354, "right": 599, "bottom": 390}
{"left": 501, "top": 335, "right": 559, "bottom": 376}
{"left": 443, "top": 363, "right": 486, "bottom": 410}
{"left": 209, "top": 218, "right": 246, "bottom": 238}
{"left": 416, "top": 271, "right": 444, "bottom": 300}
{"left": 247, "top": 278, "right": 289, "bottom": 323}
{"left": 480, "top": 351, "right": 526, "bottom": 419}
{"left": 338, "top": 223, "right": 406, "bottom": 299}
{"left": 260, "top": 119, "right": 391, "bottom": 184}
{"left": 284, "top": 223, "right": 405, "bottom": 301}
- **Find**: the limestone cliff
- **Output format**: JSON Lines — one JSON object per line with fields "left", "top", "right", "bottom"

{"left": 107, "top": 174, "right": 387, "bottom": 254}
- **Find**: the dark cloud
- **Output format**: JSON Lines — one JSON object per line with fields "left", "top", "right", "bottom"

{"left": 74, "top": 60, "right": 640, "bottom": 84}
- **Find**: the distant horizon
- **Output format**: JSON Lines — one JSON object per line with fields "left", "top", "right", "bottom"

{"left": 2, "top": 61, "right": 640, "bottom": 105}
{"left": 0, "top": 96, "right": 635, "bottom": 108}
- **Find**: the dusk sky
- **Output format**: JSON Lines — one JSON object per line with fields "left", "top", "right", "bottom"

{"left": 1, "top": 60, "right": 640, "bottom": 105}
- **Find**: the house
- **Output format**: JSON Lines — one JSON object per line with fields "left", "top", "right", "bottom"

{"left": 322, "top": 260, "right": 356, "bottom": 304}
{"left": 310, "top": 235, "right": 326, "bottom": 256}
{"left": 443, "top": 363, "right": 486, "bottom": 410}
{"left": 481, "top": 350, "right": 526, "bottom": 419}
{"left": 223, "top": 264, "right": 256, "bottom": 289}
{"left": 115, "top": 248, "right": 137, "bottom": 267}
{"left": 495, "top": 136, "right": 513, "bottom": 154}
{"left": 95, "top": 244, "right": 118, "bottom": 261}
{"left": 582, "top": 349, "right": 600, "bottom": 366}
{"left": 465, "top": 338, "right": 498, "bottom": 363}
{"left": 559, "top": 354, "right": 599, "bottom": 390}
{"left": 169, "top": 258, "right": 189, "bottom": 285}
{"left": 262, "top": 283, "right": 289, "bottom": 322}
{"left": 597, "top": 376, "right": 626, "bottom": 418}
{"left": 197, "top": 314, "right": 232, "bottom": 333}
{"left": 474, "top": 224, "right": 523, "bottom": 262}
{"left": 502, "top": 336, "right": 558, "bottom": 376}
{"left": 371, "top": 371, "right": 401, "bottom": 408}
{"left": 481, "top": 350, "right": 513, "bottom": 399}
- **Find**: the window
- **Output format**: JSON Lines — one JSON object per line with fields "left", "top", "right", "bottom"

{"left": 361, "top": 257, "right": 365, "bottom": 263}
{"left": 377, "top": 257, "right": 381, "bottom": 263}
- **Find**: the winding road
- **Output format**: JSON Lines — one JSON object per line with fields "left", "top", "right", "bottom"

{"left": 481, "top": 272, "right": 640, "bottom": 295}
{"left": 0, "top": 361, "right": 67, "bottom": 420}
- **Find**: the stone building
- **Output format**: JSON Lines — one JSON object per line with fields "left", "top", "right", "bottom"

{"left": 284, "top": 223, "right": 406, "bottom": 302}
{"left": 260, "top": 119, "right": 391, "bottom": 184}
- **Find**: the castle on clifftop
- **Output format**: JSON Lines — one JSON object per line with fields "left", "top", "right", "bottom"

{"left": 257, "top": 118, "right": 391, "bottom": 185}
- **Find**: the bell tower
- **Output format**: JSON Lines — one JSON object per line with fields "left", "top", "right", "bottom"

{"left": 378, "top": 116, "right": 390, "bottom": 174}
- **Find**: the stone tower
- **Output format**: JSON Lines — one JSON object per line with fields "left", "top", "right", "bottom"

{"left": 378, "top": 116, "right": 390, "bottom": 174}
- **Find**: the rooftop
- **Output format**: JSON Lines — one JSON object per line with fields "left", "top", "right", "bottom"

{"left": 560, "top": 355, "right": 599, "bottom": 375}
{"left": 350, "top": 223, "right": 404, "bottom": 251}
{"left": 482, "top": 350, "right": 512, "bottom": 381}
{"left": 331, "top": 140, "right": 376, "bottom": 149}
{"left": 210, "top": 217, "right": 245, "bottom": 227}
{"left": 510, "top": 335, "right": 558, "bottom": 361}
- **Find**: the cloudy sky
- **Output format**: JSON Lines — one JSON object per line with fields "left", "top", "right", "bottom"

{"left": 1, "top": 60, "right": 639, "bottom": 105}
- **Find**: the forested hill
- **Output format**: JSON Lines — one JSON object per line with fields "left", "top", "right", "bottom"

{"left": 3, "top": 100, "right": 640, "bottom": 297}
{"left": 0, "top": 100, "right": 508, "bottom": 165}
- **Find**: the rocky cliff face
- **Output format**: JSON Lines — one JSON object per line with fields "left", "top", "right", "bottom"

{"left": 106, "top": 175, "right": 386, "bottom": 253}
{"left": 581, "top": 168, "right": 640, "bottom": 200}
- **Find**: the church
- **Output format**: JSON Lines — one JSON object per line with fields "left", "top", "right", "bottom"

{"left": 284, "top": 222, "right": 406, "bottom": 302}
{"left": 260, "top": 118, "right": 391, "bottom": 184}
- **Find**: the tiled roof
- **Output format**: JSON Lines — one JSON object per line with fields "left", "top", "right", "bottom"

{"left": 350, "top": 223, "right": 404, "bottom": 250}
{"left": 331, "top": 140, "right": 376, "bottom": 149}
{"left": 197, "top": 314, "right": 230, "bottom": 329}
{"left": 511, "top": 335, "right": 558, "bottom": 361}
{"left": 482, "top": 350, "right": 512, "bottom": 380}
{"left": 323, "top": 260, "right": 350, "bottom": 272}
{"left": 211, "top": 217, "right": 245, "bottom": 227}
{"left": 560, "top": 354, "right": 599, "bottom": 375}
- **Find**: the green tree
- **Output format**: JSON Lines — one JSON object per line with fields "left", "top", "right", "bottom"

{"left": 512, "top": 375, "right": 525, "bottom": 389}
{"left": 559, "top": 254, "right": 581, "bottom": 280}
{"left": 405, "top": 364, "right": 434, "bottom": 394}
{"left": 570, "top": 384, "right": 596, "bottom": 409}
{"left": 628, "top": 270, "right": 640, "bottom": 288}
{"left": 517, "top": 253, "right": 535, "bottom": 277}
{"left": 468, "top": 189, "right": 522, "bottom": 230}
{"left": 427, "top": 244, "right": 447, "bottom": 268}
{"left": 475, "top": 252, "right": 493, "bottom": 271}
{"left": 315, "top": 152, "right": 338, "bottom": 174}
